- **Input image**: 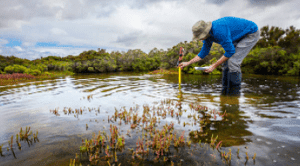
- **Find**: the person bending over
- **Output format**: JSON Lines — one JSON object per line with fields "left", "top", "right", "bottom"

{"left": 179, "top": 16, "right": 260, "bottom": 95}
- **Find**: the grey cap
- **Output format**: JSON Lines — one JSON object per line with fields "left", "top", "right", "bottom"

{"left": 192, "top": 20, "right": 212, "bottom": 41}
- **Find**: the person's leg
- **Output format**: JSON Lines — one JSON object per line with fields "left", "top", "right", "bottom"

{"left": 227, "top": 30, "right": 260, "bottom": 95}
{"left": 228, "top": 72, "right": 242, "bottom": 95}
{"left": 221, "top": 61, "right": 229, "bottom": 95}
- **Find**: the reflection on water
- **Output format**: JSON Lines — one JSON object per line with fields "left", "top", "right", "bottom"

{"left": 0, "top": 72, "right": 300, "bottom": 165}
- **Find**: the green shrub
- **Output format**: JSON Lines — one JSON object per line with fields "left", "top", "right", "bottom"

{"left": 88, "top": 67, "right": 95, "bottom": 72}
{"left": 4, "top": 65, "right": 27, "bottom": 74}
{"left": 25, "top": 69, "right": 41, "bottom": 76}
{"left": 4, "top": 66, "right": 14, "bottom": 74}
{"left": 287, "top": 60, "right": 300, "bottom": 75}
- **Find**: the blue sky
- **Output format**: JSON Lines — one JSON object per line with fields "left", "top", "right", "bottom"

{"left": 5, "top": 38, "right": 22, "bottom": 48}
{"left": 0, "top": 0, "right": 299, "bottom": 60}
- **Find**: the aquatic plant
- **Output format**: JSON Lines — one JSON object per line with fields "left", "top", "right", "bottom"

{"left": 50, "top": 108, "right": 60, "bottom": 116}
{"left": 215, "top": 141, "right": 222, "bottom": 150}
{"left": 0, "top": 144, "right": 3, "bottom": 155}
{"left": 64, "top": 98, "right": 260, "bottom": 165}
{"left": 9, "top": 136, "right": 13, "bottom": 149}
{"left": 253, "top": 152, "right": 256, "bottom": 160}
{"left": 87, "top": 94, "right": 93, "bottom": 101}
{"left": 0, "top": 126, "right": 38, "bottom": 158}
{"left": 19, "top": 126, "right": 33, "bottom": 140}
{"left": 50, "top": 106, "right": 101, "bottom": 119}
{"left": 33, "top": 130, "right": 38, "bottom": 141}
{"left": 69, "top": 159, "right": 77, "bottom": 166}
{"left": 210, "top": 134, "right": 218, "bottom": 147}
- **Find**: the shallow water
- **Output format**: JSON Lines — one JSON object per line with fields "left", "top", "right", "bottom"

{"left": 0, "top": 72, "right": 300, "bottom": 166}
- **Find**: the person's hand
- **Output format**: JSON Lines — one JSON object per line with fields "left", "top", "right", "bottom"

{"left": 178, "top": 62, "right": 189, "bottom": 70}
{"left": 204, "top": 65, "right": 216, "bottom": 73}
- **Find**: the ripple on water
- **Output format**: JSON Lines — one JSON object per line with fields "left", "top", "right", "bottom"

{"left": 1, "top": 73, "right": 300, "bottom": 165}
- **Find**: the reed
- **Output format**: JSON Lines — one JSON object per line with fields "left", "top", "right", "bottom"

{"left": 66, "top": 98, "right": 260, "bottom": 165}
{"left": 19, "top": 126, "right": 32, "bottom": 140}
{"left": 9, "top": 136, "right": 13, "bottom": 149}
{"left": 0, "top": 144, "right": 2, "bottom": 155}
{"left": 253, "top": 152, "right": 256, "bottom": 160}
{"left": 1, "top": 126, "right": 38, "bottom": 157}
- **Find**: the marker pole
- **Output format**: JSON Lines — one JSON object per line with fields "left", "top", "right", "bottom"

{"left": 178, "top": 47, "right": 184, "bottom": 88}
{"left": 179, "top": 67, "right": 181, "bottom": 87}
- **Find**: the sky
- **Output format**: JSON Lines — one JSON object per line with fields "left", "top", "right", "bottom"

{"left": 0, "top": 0, "right": 299, "bottom": 60}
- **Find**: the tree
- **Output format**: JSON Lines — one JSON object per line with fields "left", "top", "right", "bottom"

{"left": 278, "top": 26, "right": 300, "bottom": 54}
{"left": 256, "top": 25, "right": 285, "bottom": 48}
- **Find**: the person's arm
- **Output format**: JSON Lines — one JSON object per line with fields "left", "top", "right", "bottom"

{"left": 179, "top": 39, "right": 212, "bottom": 69}
{"left": 188, "top": 55, "right": 202, "bottom": 65}
{"left": 178, "top": 56, "right": 202, "bottom": 69}
{"left": 204, "top": 55, "right": 228, "bottom": 73}
{"left": 212, "top": 55, "right": 228, "bottom": 68}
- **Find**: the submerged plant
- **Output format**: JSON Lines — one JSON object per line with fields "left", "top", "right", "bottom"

{"left": 33, "top": 130, "right": 38, "bottom": 140}
{"left": 9, "top": 136, "right": 13, "bottom": 149}
{"left": 19, "top": 126, "right": 33, "bottom": 140}
{"left": 0, "top": 126, "right": 38, "bottom": 157}
{"left": 210, "top": 134, "right": 218, "bottom": 147}
{"left": 253, "top": 152, "right": 256, "bottom": 160}
{"left": 0, "top": 144, "right": 3, "bottom": 155}
{"left": 67, "top": 98, "right": 260, "bottom": 165}
{"left": 69, "top": 159, "right": 76, "bottom": 166}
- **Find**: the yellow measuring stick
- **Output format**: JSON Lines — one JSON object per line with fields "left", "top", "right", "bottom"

{"left": 178, "top": 67, "right": 181, "bottom": 85}
{"left": 178, "top": 47, "right": 183, "bottom": 87}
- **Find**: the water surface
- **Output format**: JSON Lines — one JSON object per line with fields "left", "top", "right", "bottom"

{"left": 0, "top": 72, "right": 299, "bottom": 165}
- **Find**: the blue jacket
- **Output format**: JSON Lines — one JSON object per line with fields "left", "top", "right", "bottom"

{"left": 198, "top": 17, "right": 258, "bottom": 59}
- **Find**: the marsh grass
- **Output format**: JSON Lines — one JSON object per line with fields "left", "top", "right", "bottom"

{"left": 0, "top": 126, "right": 39, "bottom": 158}
{"left": 48, "top": 99, "right": 257, "bottom": 165}
{"left": 0, "top": 71, "right": 74, "bottom": 86}
{"left": 46, "top": 96, "right": 260, "bottom": 165}
{"left": 0, "top": 73, "right": 35, "bottom": 80}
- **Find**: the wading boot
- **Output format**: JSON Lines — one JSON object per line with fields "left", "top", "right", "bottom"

{"left": 221, "top": 67, "right": 229, "bottom": 95}
{"left": 228, "top": 72, "right": 242, "bottom": 95}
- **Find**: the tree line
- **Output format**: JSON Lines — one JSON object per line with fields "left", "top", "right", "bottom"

{"left": 1, "top": 25, "right": 300, "bottom": 76}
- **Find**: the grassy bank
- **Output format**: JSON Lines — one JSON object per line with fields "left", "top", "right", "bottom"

{"left": 0, "top": 71, "right": 74, "bottom": 86}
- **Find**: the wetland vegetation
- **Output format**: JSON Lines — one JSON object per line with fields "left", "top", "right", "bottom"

{"left": 0, "top": 25, "right": 300, "bottom": 165}
{"left": 1, "top": 25, "right": 300, "bottom": 82}
{"left": 0, "top": 72, "right": 299, "bottom": 166}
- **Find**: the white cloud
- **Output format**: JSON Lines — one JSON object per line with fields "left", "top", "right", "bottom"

{"left": 22, "top": 42, "right": 35, "bottom": 47}
{"left": 14, "top": 46, "right": 23, "bottom": 52}
{"left": 51, "top": 28, "right": 68, "bottom": 35}
{"left": 34, "top": 47, "right": 83, "bottom": 55}
{"left": 0, "top": 0, "right": 299, "bottom": 60}
{"left": 0, "top": 39, "right": 9, "bottom": 45}
{"left": 218, "top": 0, "right": 300, "bottom": 30}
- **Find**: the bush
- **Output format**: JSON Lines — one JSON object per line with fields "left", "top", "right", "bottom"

{"left": 4, "top": 65, "right": 27, "bottom": 74}
{"left": 287, "top": 60, "right": 300, "bottom": 75}
{"left": 88, "top": 67, "right": 95, "bottom": 72}
{"left": 24, "top": 69, "right": 41, "bottom": 76}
